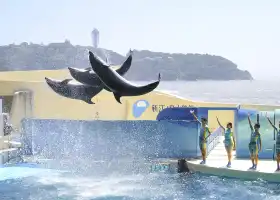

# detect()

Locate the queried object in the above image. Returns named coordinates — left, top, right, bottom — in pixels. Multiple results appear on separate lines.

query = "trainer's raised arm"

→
left=190, top=110, right=201, bottom=124
left=266, top=112, right=278, bottom=131
left=216, top=116, right=225, bottom=131
left=248, top=113, right=253, bottom=131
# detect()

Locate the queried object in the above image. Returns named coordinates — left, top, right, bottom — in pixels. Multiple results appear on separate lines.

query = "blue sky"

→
left=1, top=0, right=280, bottom=79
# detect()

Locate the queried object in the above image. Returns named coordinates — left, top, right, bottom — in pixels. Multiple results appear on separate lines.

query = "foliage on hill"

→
left=0, top=41, right=253, bottom=81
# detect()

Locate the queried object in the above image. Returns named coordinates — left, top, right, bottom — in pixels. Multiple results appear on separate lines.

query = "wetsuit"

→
left=248, top=131, right=261, bottom=156
left=224, top=128, right=234, bottom=149
left=276, top=130, right=280, bottom=155
left=199, top=126, right=210, bottom=150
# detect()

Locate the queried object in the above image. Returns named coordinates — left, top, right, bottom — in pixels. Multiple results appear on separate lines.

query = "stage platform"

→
left=186, top=136, right=280, bottom=182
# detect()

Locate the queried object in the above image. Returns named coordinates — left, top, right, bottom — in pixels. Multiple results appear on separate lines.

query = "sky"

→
left=1, top=0, right=280, bottom=80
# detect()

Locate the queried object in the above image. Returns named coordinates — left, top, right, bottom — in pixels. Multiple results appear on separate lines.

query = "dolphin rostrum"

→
left=88, top=51, right=161, bottom=104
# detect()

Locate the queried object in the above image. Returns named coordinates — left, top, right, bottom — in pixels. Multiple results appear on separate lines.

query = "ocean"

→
left=1, top=80, right=280, bottom=200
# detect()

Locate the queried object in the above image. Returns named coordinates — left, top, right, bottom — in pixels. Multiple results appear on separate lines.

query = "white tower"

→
left=91, top=28, right=99, bottom=48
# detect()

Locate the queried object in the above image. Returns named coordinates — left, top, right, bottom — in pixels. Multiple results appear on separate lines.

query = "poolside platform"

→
left=186, top=136, right=280, bottom=182
left=0, top=135, right=21, bottom=165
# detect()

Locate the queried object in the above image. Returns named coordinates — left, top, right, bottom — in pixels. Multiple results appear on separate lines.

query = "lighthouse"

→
left=91, top=28, right=99, bottom=48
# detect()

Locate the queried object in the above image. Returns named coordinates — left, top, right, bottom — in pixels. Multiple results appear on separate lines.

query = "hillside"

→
left=0, top=41, right=253, bottom=81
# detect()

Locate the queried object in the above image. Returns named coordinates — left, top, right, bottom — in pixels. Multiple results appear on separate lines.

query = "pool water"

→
left=1, top=166, right=280, bottom=200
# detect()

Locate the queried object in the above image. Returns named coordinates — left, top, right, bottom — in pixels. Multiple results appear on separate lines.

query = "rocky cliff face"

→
left=0, top=41, right=253, bottom=81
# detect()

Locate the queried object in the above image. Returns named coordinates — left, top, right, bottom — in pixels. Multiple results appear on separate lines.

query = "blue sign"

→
left=150, top=163, right=170, bottom=172
left=132, top=100, right=149, bottom=118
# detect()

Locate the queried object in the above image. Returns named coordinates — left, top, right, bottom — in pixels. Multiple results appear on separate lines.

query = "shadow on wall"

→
left=10, top=91, right=33, bottom=132
left=21, top=119, right=200, bottom=161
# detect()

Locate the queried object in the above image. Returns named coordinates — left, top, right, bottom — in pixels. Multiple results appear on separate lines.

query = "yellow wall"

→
left=0, top=69, right=71, bottom=82
left=0, top=69, right=279, bottom=121
left=208, top=110, right=235, bottom=133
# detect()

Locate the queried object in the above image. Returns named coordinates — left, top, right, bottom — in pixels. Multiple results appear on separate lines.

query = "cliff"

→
left=0, top=41, right=253, bottom=81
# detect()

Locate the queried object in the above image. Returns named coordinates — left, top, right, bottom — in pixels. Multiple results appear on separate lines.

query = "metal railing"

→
left=206, top=127, right=224, bottom=156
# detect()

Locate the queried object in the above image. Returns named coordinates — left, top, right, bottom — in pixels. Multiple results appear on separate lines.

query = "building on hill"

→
left=91, top=28, right=99, bottom=48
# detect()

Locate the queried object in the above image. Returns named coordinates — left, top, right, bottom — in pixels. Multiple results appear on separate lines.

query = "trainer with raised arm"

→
left=216, top=117, right=235, bottom=168
left=190, top=110, right=211, bottom=164
left=266, top=112, right=280, bottom=171
left=247, top=113, right=262, bottom=170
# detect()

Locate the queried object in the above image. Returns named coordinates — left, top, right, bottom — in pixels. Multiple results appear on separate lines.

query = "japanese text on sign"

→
left=151, top=104, right=193, bottom=112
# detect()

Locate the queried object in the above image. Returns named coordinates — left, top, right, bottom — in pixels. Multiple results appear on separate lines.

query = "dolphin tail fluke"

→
left=113, top=93, right=122, bottom=104
left=61, top=79, right=72, bottom=84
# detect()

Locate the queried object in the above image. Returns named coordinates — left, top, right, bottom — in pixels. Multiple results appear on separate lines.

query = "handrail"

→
left=206, top=127, right=224, bottom=155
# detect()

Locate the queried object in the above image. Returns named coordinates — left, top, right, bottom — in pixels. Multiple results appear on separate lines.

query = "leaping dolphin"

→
left=45, top=77, right=103, bottom=104
left=88, top=51, right=161, bottom=104
left=68, top=50, right=133, bottom=91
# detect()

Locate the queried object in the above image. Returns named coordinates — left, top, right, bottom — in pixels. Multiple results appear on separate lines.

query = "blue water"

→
left=1, top=167, right=280, bottom=200
left=3, top=80, right=280, bottom=199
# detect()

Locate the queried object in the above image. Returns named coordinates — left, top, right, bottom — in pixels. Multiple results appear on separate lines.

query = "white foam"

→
left=136, top=100, right=148, bottom=107
left=36, top=173, right=153, bottom=199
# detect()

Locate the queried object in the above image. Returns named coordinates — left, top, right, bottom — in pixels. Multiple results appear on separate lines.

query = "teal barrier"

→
left=273, top=109, right=280, bottom=159
left=258, top=111, right=275, bottom=158
left=236, top=109, right=275, bottom=159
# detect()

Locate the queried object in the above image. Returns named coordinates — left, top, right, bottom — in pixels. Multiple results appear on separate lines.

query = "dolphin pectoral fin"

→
left=61, top=79, right=72, bottom=84
left=113, top=93, right=122, bottom=104
left=84, top=98, right=95, bottom=104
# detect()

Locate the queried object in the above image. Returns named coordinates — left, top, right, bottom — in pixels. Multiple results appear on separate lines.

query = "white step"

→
left=0, top=148, right=19, bottom=165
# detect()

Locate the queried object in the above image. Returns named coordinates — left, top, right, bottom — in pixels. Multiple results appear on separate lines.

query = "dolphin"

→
left=45, top=77, right=103, bottom=104
left=68, top=50, right=133, bottom=91
left=88, top=51, right=161, bottom=104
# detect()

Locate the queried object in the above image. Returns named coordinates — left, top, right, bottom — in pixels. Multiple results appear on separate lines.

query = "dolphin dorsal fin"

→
left=84, top=67, right=92, bottom=71
left=61, top=79, right=72, bottom=84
